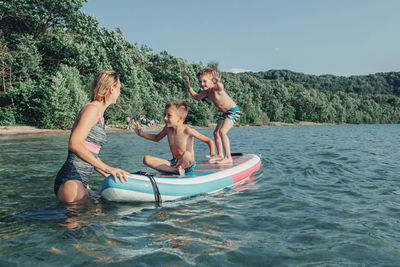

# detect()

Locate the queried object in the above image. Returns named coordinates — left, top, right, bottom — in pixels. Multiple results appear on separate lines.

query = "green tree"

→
left=41, top=65, right=87, bottom=129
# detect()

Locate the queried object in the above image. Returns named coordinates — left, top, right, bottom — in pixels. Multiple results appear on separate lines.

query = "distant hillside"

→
left=252, top=70, right=400, bottom=96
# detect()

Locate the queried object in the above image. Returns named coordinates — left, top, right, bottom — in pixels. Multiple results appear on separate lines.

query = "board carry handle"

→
left=133, top=171, right=162, bottom=205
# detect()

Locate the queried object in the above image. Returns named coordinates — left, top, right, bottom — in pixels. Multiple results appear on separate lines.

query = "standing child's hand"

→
left=133, top=121, right=143, bottom=137
left=183, top=76, right=190, bottom=88
left=212, top=71, right=221, bottom=84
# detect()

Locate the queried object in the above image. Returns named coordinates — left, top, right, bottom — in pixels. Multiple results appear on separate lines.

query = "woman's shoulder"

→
left=82, top=102, right=102, bottom=115
left=79, top=103, right=103, bottom=123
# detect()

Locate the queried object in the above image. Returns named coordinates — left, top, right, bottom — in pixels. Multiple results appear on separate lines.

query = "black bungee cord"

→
left=133, top=171, right=162, bottom=205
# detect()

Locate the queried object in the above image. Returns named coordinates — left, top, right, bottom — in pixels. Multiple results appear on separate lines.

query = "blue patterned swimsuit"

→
left=54, top=109, right=106, bottom=195
left=219, top=106, right=241, bottom=124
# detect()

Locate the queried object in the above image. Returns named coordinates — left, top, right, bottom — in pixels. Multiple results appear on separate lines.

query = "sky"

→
left=82, top=0, right=400, bottom=77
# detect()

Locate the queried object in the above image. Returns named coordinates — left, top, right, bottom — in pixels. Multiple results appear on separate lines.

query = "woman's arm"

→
left=95, top=157, right=113, bottom=177
left=95, top=167, right=109, bottom=177
left=69, top=105, right=129, bottom=182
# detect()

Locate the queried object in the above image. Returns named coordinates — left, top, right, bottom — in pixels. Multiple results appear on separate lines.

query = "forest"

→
left=1, top=0, right=399, bottom=129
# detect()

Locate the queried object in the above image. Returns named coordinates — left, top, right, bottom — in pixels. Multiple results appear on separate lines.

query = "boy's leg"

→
left=215, top=119, right=234, bottom=164
left=143, top=155, right=179, bottom=174
left=212, top=121, right=224, bottom=160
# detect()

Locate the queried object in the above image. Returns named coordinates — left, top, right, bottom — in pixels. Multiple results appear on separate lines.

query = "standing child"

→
left=184, top=67, right=240, bottom=164
left=133, top=100, right=215, bottom=175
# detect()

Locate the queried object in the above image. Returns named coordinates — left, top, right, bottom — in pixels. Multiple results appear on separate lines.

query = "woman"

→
left=54, top=70, right=130, bottom=203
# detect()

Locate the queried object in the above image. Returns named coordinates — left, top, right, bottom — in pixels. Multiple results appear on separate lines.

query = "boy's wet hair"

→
left=165, top=100, right=189, bottom=120
left=91, top=70, right=120, bottom=102
left=196, top=67, right=214, bottom=79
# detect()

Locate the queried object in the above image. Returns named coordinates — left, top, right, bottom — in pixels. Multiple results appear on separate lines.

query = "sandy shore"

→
left=0, top=125, right=165, bottom=135
left=0, top=126, right=69, bottom=135
left=0, top=122, right=336, bottom=136
left=0, top=125, right=135, bottom=135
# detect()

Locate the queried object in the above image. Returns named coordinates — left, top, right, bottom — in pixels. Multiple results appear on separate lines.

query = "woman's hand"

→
left=108, top=167, right=130, bottom=183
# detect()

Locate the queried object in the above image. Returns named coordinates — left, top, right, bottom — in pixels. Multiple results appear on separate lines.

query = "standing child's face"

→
left=164, top=107, right=182, bottom=127
left=198, top=74, right=214, bottom=90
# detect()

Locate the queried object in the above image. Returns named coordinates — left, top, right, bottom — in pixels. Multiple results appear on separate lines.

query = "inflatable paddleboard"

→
left=100, top=154, right=261, bottom=203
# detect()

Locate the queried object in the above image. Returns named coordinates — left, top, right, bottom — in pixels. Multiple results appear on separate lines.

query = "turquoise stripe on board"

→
left=101, top=175, right=234, bottom=197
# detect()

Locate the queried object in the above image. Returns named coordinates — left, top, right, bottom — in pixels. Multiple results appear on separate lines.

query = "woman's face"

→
left=109, top=80, right=122, bottom=104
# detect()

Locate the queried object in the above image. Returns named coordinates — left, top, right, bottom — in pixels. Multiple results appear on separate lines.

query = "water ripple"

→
left=1, top=125, right=400, bottom=265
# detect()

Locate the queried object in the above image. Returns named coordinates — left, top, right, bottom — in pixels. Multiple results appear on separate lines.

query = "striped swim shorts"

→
left=219, top=106, right=241, bottom=124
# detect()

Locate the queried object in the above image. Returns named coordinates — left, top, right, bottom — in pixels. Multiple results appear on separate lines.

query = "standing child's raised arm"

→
left=183, top=76, right=208, bottom=101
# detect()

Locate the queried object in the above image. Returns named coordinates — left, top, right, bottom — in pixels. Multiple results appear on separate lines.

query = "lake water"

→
left=1, top=124, right=400, bottom=266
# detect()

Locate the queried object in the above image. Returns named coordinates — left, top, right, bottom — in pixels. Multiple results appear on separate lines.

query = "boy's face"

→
left=164, top=107, right=182, bottom=127
left=198, top=74, right=214, bottom=90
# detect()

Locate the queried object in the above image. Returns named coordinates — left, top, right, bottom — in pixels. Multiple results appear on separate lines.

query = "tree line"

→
left=253, top=69, right=400, bottom=96
left=1, top=0, right=399, bottom=129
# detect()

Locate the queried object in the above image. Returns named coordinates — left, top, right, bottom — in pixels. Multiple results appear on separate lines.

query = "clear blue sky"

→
left=82, top=0, right=400, bottom=76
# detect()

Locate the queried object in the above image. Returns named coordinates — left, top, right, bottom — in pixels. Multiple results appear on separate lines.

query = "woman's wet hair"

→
left=91, top=70, right=120, bottom=102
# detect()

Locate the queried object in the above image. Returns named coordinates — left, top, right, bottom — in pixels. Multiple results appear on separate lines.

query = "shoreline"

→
left=0, top=122, right=338, bottom=136
left=0, top=126, right=69, bottom=136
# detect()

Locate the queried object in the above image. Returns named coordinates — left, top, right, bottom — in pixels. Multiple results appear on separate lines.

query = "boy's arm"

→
left=183, top=75, right=208, bottom=101
left=134, top=121, right=167, bottom=141
left=187, top=127, right=216, bottom=156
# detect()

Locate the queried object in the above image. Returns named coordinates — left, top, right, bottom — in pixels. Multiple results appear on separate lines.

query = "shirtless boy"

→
left=184, top=68, right=241, bottom=164
left=134, top=100, right=215, bottom=175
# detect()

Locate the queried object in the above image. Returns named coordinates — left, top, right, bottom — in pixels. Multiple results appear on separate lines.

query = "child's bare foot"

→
left=209, top=155, right=223, bottom=163
left=178, top=166, right=185, bottom=176
left=215, top=158, right=233, bottom=164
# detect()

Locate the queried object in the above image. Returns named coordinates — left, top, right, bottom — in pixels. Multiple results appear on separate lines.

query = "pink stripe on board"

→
left=83, top=140, right=101, bottom=154
left=231, top=160, right=261, bottom=184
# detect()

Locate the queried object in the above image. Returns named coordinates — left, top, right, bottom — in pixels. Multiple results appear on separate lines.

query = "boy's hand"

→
left=133, top=121, right=143, bottom=136
left=212, top=71, right=221, bottom=84
left=183, top=76, right=190, bottom=88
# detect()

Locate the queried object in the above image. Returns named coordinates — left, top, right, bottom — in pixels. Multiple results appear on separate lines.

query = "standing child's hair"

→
left=165, top=100, right=189, bottom=120
left=91, top=70, right=120, bottom=102
left=196, top=67, right=214, bottom=79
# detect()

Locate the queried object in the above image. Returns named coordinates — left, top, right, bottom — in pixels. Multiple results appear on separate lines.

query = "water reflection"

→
left=147, top=197, right=248, bottom=258
left=59, top=199, right=105, bottom=229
